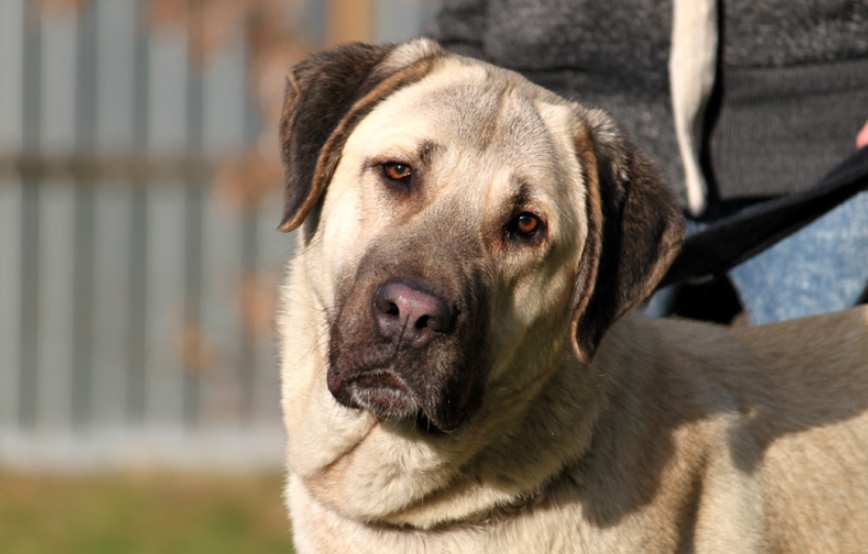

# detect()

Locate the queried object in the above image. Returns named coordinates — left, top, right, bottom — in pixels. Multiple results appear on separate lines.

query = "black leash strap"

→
left=658, top=146, right=868, bottom=290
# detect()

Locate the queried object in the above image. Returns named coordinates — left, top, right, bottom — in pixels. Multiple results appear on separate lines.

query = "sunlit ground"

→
left=0, top=470, right=295, bottom=554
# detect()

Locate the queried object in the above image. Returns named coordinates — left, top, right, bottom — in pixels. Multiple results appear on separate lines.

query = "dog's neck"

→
left=280, top=265, right=656, bottom=528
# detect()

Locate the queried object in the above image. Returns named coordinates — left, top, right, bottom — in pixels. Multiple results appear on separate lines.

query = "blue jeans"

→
left=646, top=191, right=868, bottom=324
left=728, top=191, right=868, bottom=325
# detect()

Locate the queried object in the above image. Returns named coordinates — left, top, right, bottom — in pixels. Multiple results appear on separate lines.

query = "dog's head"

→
left=279, top=39, right=684, bottom=433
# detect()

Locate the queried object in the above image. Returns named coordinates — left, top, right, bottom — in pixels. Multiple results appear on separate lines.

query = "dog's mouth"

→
left=327, top=365, right=463, bottom=433
left=328, top=367, right=420, bottom=419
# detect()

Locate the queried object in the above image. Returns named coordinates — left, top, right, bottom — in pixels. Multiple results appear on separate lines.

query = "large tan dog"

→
left=276, top=39, right=868, bottom=553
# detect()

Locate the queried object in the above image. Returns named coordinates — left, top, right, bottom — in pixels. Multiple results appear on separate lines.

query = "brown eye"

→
left=383, top=162, right=412, bottom=182
left=514, top=213, right=541, bottom=237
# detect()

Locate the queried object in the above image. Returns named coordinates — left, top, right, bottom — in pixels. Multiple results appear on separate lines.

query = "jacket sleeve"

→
left=422, top=0, right=489, bottom=60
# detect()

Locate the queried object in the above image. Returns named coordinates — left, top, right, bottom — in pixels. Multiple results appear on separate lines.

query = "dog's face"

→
left=279, top=39, right=684, bottom=434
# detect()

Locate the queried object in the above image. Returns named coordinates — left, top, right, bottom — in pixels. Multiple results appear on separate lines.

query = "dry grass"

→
left=0, top=470, right=294, bottom=554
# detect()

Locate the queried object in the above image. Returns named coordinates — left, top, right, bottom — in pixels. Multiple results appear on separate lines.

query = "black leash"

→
left=658, top=146, right=868, bottom=290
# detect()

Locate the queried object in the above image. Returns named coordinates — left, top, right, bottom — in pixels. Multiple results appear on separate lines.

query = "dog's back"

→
left=726, top=307, right=868, bottom=551
left=593, top=307, right=868, bottom=553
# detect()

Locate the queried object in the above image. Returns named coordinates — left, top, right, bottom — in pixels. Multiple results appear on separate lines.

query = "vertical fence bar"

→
left=200, top=41, right=247, bottom=426
left=253, top=198, right=289, bottom=424
left=0, top=0, right=26, bottom=432
left=71, top=1, right=97, bottom=430
left=0, top=182, right=23, bottom=430
left=17, top=0, right=44, bottom=433
left=240, top=201, right=260, bottom=421
left=90, top=0, right=139, bottom=431
left=36, top=8, right=79, bottom=433
left=182, top=13, right=205, bottom=430
left=144, top=25, right=189, bottom=429
left=127, top=0, right=150, bottom=427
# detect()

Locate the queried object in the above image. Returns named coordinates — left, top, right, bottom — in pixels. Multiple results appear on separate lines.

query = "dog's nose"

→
left=372, top=281, right=453, bottom=348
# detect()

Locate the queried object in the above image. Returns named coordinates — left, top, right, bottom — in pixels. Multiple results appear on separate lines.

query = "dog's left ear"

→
left=278, top=39, right=443, bottom=232
left=570, top=109, right=686, bottom=363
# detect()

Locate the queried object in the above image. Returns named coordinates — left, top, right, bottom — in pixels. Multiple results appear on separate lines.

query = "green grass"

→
left=0, top=470, right=295, bottom=554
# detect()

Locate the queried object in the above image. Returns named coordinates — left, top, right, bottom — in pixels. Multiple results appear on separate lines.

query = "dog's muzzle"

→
left=327, top=269, right=488, bottom=432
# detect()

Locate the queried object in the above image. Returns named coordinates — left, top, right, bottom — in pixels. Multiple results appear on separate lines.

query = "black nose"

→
left=372, top=281, right=453, bottom=348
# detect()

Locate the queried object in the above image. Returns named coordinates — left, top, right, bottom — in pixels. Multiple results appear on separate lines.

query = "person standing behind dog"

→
left=425, top=0, right=868, bottom=324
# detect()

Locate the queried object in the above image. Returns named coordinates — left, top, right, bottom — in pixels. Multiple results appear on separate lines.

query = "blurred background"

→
left=0, top=0, right=433, bottom=551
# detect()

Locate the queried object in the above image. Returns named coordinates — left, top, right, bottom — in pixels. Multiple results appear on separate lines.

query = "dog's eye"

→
left=383, top=162, right=412, bottom=182
left=516, top=214, right=539, bottom=235
left=509, top=212, right=544, bottom=239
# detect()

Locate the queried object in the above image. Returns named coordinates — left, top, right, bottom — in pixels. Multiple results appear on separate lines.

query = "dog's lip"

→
left=330, top=368, right=421, bottom=418
left=351, top=371, right=407, bottom=391
left=334, top=366, right=408, bottom=389
left=329, top=366, right=469, bottom=433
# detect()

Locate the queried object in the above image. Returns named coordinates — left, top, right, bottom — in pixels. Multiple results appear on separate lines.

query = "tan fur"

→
left=278, top=40, right=868, bottom=553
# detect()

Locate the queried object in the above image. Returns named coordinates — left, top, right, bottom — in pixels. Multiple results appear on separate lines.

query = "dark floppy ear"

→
left=277, top=40, right=442, bottom=232
left=277, top=43, right=394, bottom=233
left=570, top=109, right=685, bottom=363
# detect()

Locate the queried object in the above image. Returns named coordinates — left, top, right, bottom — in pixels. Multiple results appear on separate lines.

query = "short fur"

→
left=277, top=39, right=868, bottom=554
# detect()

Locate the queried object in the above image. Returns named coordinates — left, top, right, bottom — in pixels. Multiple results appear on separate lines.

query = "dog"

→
left=276, top=39, right=868, bottom=553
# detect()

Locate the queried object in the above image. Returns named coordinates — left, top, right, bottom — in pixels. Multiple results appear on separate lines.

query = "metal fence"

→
left=0, top=0, right=288, bottom=472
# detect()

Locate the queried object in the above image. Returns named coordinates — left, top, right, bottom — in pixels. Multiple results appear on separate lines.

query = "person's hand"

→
left=858, top=119, right=868, bottom=149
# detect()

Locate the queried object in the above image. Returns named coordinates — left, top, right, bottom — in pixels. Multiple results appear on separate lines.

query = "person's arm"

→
left=423, top=0, right=489, bottom=60
left=858, top=119, right=868, bottom=149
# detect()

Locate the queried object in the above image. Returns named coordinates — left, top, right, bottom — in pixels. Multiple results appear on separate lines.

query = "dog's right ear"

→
left=570, top=109, right=685, bottom=364
left=277, top=40, right=443, bottom=233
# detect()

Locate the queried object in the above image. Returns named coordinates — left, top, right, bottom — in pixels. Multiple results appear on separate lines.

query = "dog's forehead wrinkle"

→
left=418, top=140, right=445, bottom=166
left=407, top=64, right=548, bottom=146
left=423, top=85, right=509, bottom=143
left=486, top=92, right=555, bottom=160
